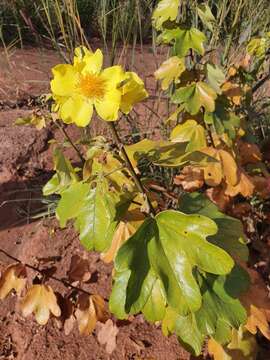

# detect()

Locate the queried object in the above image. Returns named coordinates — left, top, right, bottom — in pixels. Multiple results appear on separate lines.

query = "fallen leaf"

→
left=206, top=186, right=232, bottom=211
left=238, top=141, right=262, bottom=165
left=101, top=222, right=135, bottom=263
left=241, top=265, right=270, bottom=340
left=67, top=254, right=91, bottom=283
left=155, top=56, right=185, bottom=90
left=75, top=294, right=108, bottom=335
left=174, top=166, right=204, bottom=192
left=0, top=264, right=27, bottom=299
left=222, top=81, right=242, bottom=105
left=96, top=319, right=119, bottom=354
left=20, top=284, right=61, bottom=325
left=245, top=305, right=270, bottom=339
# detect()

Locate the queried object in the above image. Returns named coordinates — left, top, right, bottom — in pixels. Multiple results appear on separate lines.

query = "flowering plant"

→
left=51, top=46, right=148, bottom=125
left=2, top=1, right=270, bottom=358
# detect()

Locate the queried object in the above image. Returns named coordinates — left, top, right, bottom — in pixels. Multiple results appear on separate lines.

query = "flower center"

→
left=78, top=74, right=106, bottom=100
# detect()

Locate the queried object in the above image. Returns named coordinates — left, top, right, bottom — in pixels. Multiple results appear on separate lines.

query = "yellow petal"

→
left=60, top=95, right=93, bottom=126
left=74, top=46, right=93, bottom=63
left=120, top=72, right=148, bottom=114
left=95, top=88, right=121, bottom=121
left=81, top=49, right=103, bottom=75
left=101, top=65, right=125, bottom=90
left=51, top=64, right=78, bottom=97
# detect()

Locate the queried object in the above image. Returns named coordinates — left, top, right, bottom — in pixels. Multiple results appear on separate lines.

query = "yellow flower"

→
left=51, top=47, right=148, bottom=126
left=120, top=72, right=148, bottom=114
left=51, top=47, right=125, bottom=126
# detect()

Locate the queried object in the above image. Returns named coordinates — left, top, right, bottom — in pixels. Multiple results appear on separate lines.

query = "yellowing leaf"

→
left=173, top=82, right=217, bottom=114
left=158, top=26, right=206, bottom=56
left=245, top=305, right=270, bottom=339
left=222, top=82, right=242, bottom=105
left=155, top=56, right=185, bottom=90
left=101, top=221, right=136, bottom=263
left=20, top=285, right=61, bottom=325
left=170, top=119, right=207, bottom=151
left=152, top=0, right=180, bottom=29
left=174, top=166, right=204, bottom=192
left=209, top=328, right=258, bottom=360
left=174, top=27, right=206, bottom=57
left=0, top=264, right=27, bottom=299
left=75, top=294, right=108, bottom=335
left=206, top=64, right=226, bottom=94
left=225, top=170, right=254, bottom=198
left=208, top=338, right=231, bottom=360
left=201, top=148, right=238, bottom=187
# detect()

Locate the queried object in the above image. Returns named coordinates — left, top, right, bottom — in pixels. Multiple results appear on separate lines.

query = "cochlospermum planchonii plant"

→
left=1, top=1, right=270, bottom=358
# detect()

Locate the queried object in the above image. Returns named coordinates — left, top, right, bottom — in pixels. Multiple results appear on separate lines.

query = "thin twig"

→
left=108, top=122, right=156, bottom=217
left=252, top=73, right=270, bottom=94
left=55, top=121, right=85, bottom=162
left=0, top=248, right=92, bottom=296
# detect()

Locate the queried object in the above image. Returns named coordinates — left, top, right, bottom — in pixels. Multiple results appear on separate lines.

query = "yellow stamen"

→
left=78, top=74, right=106, bottom=100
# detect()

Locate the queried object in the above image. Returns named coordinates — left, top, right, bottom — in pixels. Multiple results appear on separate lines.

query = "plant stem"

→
left=55, top=121, right=85, bottom=162
left=108, top=122, right=155, bottom=217
left=0, top=248, right=92, bottom=297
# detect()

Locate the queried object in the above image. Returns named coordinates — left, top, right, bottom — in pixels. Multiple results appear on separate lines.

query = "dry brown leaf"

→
left=225, top=170, right=254, bottom=197
left=252, top=175, right=270, bottom=199
left=96, top=319, right=119, bottom=354
left=67, top=254, right=91, bottom=283
left=201, top=148, right=238, bottom=187
left=0, top=264, right=27, bottom=299
left=101, top=222, right=135, bottom=263
left=20, top=284, right=61, bottom=325
left=208, top=338, right=231, bottom=360
left=222, top=81, right=242, bottom=105
left=174, top=166, right=204, bottom=192
left=240, top=265, right=270, bottom=340
left=55, top=294, right=76, bottom=335
left=230, top=202, right=252, bottom=219
left=75, top=294, right=108, bottom=335
left=206, top=186, right=232, bottom=211
left=238, top=141, right=262, bottom=165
